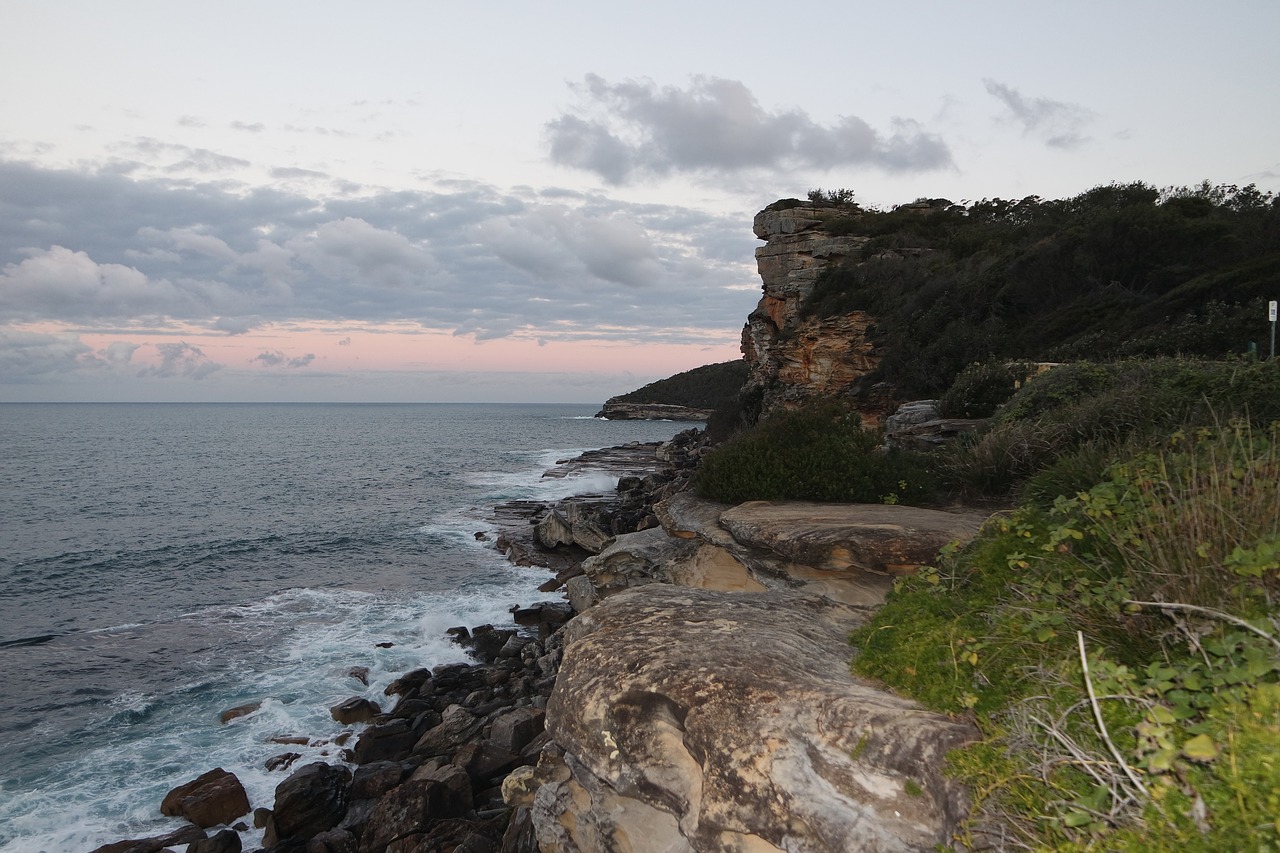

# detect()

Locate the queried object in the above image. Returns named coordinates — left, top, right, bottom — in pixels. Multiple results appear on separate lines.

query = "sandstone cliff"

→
left=742, top=202, right=886, bottom=421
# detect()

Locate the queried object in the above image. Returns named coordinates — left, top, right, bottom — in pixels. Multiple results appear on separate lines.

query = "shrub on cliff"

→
left=692, top=399, right=933, bottom=504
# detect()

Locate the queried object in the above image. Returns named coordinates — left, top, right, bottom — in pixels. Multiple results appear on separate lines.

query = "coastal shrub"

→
left=939, top=358, right=1280, bottom=501
left=936, top=361, right=1035, bottom=418
left=850, top=421, right=1280, bottom=849
left=693, top=400, right=934, bottom=505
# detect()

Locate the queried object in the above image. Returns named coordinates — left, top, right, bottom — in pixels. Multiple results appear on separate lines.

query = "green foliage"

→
left=940, top=358, right=1280, bottom=501
left=693, top=399, right=934, bottom=504
left=610, top=360, right=748, bottom=410
left=850, top=420, right=1280, bottom=849
left=807, top=187, right=860, bottom=208
left=796, top=181, right=1280, bottom=397
left=936, top=361, right=1036, bottom=418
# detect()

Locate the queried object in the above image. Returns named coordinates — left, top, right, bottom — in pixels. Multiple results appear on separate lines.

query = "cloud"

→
left=546, top=74, right=953, bottom=183
left=0, top=159, right=758, bottom=358
left=983, top=79, right=1094, bottom=149
left=252, top=350, right=315, bottom=369
left=230, top=121, right=266, bottom=133
left=143, top=342, right=221, bottom=379
left=0, top=327, right=94, bottom=379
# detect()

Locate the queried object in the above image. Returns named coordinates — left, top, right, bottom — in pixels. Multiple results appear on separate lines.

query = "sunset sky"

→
left=3, top=1, right=1278, bottom=402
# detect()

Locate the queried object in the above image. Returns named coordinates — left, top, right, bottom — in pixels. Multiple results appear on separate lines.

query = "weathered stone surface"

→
left=533, top=584, right=979, bottom=852
left=159, top=768, right=250, bottom=828
left=719, top=501, right=988, bottom=575
left=413, top=704, right=483, bottom=757
left=579, top=527, right=765, bottom=601
left=742, top=202, right=889, bottom=419
left=265, top=761, right=351, bottom=846
left=488, top=707, right=546, bottom=754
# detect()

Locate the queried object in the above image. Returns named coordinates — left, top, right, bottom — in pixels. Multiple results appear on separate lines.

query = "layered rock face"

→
left=743, top=203, right=881, bottom=416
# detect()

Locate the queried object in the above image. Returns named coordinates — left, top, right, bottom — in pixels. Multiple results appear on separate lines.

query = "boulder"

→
left=89, top=825, right=207, bottom=853
left=359, top=765, right=473, bottom=852
left=413, top=704, right=483, bottom=757
left=578, top=527, right=763, bottom=601
left=264, top=761, right=351, bottom=847
left=488, top=707, right=545, bottom=754
left=218, top=702, right=261, bottom=724
left=159, top=768, right=250, bottom=828
left=187, top=828, right=241, bottom=853
left=330, top=696, right=382, bottom=724
left=352, top=718, right=419, bottom=764
left=530, top=584, right=979, bottom=852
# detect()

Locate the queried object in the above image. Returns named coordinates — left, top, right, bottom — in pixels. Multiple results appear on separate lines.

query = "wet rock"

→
left=351, top=718, right=419, bottom=765
left=160, top=767, right=251, bottom=828
left=329, top=696, right=381, bottom=725
left=265, top=752, right=302, bottom=772
left=218, top=702, right=261, bottom=724
left=346, top=666, right=370, bottom=686
left=359, top=765, right=474, bottom=852
left=89, top=825, right=207, bottom=853
left=263, top=761, right=351, bottom=847
left=188, top=828, right=241, bottom=853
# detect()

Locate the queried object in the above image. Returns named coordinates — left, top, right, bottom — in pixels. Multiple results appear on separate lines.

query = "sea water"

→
left=0, top=402, right=692, bottom=852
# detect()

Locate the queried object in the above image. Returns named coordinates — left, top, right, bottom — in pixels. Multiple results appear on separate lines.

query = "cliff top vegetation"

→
left=798, top=180, right=1279, bottom=398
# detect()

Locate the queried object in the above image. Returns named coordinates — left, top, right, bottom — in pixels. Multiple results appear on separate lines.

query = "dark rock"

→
left=188, top=828, right=242, bottom=853
left=358, top=765, right=473, bottom=852
left=487, top=707, right=545, bottom=755
left=384, top=668, right=432, bottom=697
left=160, top=768, right=251, bottom=828
left=501, top=806, right=539, bottom=853
left=451, top=740, right=520, bottom=785
left=352, top=718, right=418, bottom=764
left=89, top=825, right=207, bottom=853
left=264, top=761, right=351, bottom=847
left=346, top=667, right=370, bottom=686
left=330, top=696, right=381, bottom=725
left=305, top=827, right=358, bottom=853
left=265, top=752, right=302, bottom=772
left=413, top=705, right=482, bottom=757
left=271, top=735, right=311, bottom=746
left=218, top=702, right=262, bottom=724
left=349, top=761, right=406, bottom=800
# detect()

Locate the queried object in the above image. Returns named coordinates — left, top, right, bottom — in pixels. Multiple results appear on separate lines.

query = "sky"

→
left=2, top=1, right=1278, bottom=403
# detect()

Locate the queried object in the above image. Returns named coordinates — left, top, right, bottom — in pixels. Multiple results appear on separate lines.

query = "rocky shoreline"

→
left=94, top=418, right=991, bottom=853
left=92, top=432, right=708, bottom=853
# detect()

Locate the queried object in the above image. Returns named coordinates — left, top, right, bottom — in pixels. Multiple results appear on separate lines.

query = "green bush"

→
left=693, top=399, right=934, bottom=504
left=940, top=358, right=1280, bottom=501
left=937, top=361, right=1035, bottom=418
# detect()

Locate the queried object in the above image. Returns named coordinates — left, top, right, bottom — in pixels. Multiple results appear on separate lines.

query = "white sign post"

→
left=1271, top=300, right=1278, bottom=359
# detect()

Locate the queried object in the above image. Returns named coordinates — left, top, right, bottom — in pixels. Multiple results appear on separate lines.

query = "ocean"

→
left=0, top=402, right=693, bottom=853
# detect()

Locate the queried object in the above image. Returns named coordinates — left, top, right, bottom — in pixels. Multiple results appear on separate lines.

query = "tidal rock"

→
left=413, top=704, right=483, bottom=757
left=89, top=825, right=207, bottom=853
left=263, top=761, right=351, bottom=847
left=594, top=402, right=714, bottom=421
left=531, top=584, right=979, bottom=852
left=160, top=768, right=251, bottom=828
left=187, top=828, right=241, bottom=853
left=330, top=696, right=382, bottom=724
left=346, top=666, right=370, bottom=686
left=218, top=702, right=261, bottom=724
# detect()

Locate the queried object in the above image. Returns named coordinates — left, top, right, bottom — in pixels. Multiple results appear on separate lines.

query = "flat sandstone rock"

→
left=531, top=584, right=979, bottom=852
left=719, top=501, right=988, bottom=574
